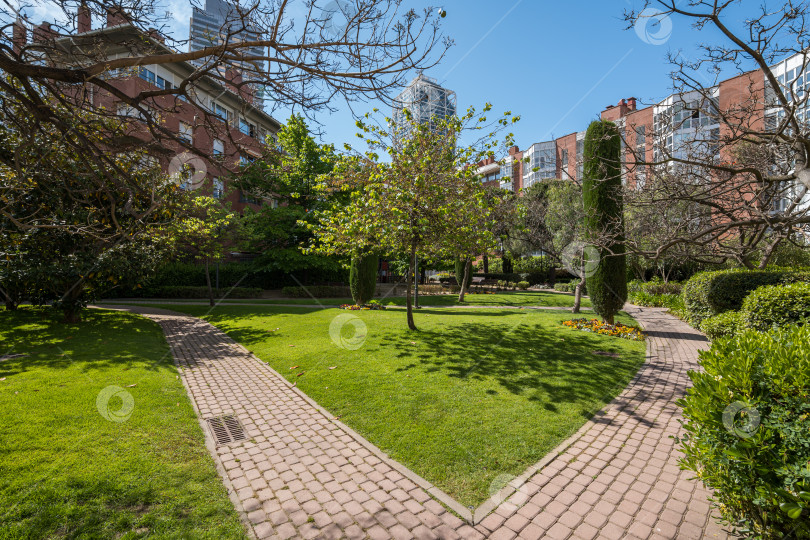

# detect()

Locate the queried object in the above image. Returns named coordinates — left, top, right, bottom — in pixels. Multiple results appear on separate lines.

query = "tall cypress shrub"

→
left=582, top=120, right=627, bottom=324
left=454, top=257, right=472, bottom=289
left=350, top=253, right=378, bottom=305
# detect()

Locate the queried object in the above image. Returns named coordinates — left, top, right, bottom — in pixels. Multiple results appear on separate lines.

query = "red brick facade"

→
left=33, top=8, right=281, bottom=214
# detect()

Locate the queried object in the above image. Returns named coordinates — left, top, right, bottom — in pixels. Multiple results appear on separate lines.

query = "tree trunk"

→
left=572, top=275, right=585, bottom=314
left=483, top=254, right=489, bottom=274
left=548, top=266, right=556, bottom=287
left=205, top=258, right=215, bottom=307
left=458, top=258, right=472, bottom=302
left=758, top=237, right=783, bottom=269
left=0, top=288, right=17, bottom=310
left=63, top=308, right=81, bottom=323
left=503, top=255, right=513, bottom=274
left=406, top=244, right=417, bottom=331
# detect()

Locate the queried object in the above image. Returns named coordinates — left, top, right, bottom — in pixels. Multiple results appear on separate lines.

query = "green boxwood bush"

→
left=741, top=282, right=810, bottom=331
left=678, top=326, right=810, bottom=538
left=517, top=281, right=530, bottom=290
left=681, top=268, right=810, bottom=324
left=700, top=311, right=745, bottom=341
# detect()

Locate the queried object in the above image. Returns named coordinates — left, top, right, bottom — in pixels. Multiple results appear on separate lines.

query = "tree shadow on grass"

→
left=0, top=308, right=169, bottom=378
left=384, top=313, right=647, bottom=420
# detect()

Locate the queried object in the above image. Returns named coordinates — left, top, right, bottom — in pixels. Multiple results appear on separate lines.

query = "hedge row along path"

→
left=102, top=304, right=731, bottom=540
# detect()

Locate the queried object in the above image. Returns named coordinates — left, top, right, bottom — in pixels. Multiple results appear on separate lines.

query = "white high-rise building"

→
left=392, top=74, right=457, bottom=138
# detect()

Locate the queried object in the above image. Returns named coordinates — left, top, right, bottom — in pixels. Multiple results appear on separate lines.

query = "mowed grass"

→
left=185, top=290, right=593, bottom=308
left=157, top=304, right=644, bottom=507
left=0, top=308, right=246, bottom=539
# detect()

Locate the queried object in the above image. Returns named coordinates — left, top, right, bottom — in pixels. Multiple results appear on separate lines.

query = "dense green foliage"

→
left=679, top=326, right=810, bottom=538
left=582, top=120, right=627, bottom=324
left=699, top=311, right=746, bottom=340
left=0, top=109, right=189, bottom=321
left=350, top=254, right=379, bottom=305
left=0, top=308, right=246, bottom=538
left=681, top=269, right=810, bottom=324
left=741, top=282, right=810, bottom=331
left=237, top=115, right=345, bottom=279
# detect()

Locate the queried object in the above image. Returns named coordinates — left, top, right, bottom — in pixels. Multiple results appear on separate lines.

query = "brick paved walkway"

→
left=107, top=304, right=731, bottom=540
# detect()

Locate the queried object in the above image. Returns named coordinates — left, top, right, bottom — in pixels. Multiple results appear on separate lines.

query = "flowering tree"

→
left=307, top=105, right=518, bottom=330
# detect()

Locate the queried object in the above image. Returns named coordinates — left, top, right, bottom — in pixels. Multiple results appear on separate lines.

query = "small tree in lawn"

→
left=308, top=105, right=516, bottom=330
left=172, top=197, right=238, bottom=307
left=582, top=120, right=627, bottom=325
left=350, top=253, right=379, bottom=305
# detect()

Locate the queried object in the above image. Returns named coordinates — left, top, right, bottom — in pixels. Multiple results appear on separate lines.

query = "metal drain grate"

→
left=205, top=415, right=246, bottom=445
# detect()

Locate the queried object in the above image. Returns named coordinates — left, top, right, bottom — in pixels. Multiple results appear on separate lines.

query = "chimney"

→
left=12, top=18, right=26, bottom=54
left=106, top=6, right=128, bottom=27
left=225, top=67, right=255, bottom=104
left=77, top=3, right=91, bottom=33
left=33, top=21, right=57, bottom=43
left=627, top=97, right=637, bottom=111
left=508, top=145, right=519, bottom=156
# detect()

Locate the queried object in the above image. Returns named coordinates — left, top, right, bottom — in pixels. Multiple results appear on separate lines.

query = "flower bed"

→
left=562, top=318, right=645, bottom=341
left=340, top=303, right=386, bottom=310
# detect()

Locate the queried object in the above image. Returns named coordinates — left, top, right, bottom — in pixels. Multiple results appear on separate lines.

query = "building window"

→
left=213, top=139, right=224, bottom=157
left=239, top=190, right=260, bottom=204
left=138, top=66, right=176, bottom=91
left=239, top=118, right=256, bottom=137
left=213, top=102, right=230, bottom=123
left=179, top=122, right=192, bottom=144
left=213, top=177, right=224, bottom=199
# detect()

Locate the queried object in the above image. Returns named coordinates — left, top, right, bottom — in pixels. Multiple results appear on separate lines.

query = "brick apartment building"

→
left=482, top=59, right=798, bottom=208
left=15, top=5, right=281, bottom=213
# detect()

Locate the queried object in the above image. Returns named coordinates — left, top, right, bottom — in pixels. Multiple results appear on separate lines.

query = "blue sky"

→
left=304, top=0, right=750, bottom=149
left=17, top=0, right=758, bottom=149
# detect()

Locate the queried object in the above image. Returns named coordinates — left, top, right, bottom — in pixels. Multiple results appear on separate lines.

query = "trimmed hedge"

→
left=148, top=286, right=263, bottom=299
left=103, top=260, right=349, bottom=298
left=554, top=281, right=587, bottom=294
left=281, top=285, right=351, bottom=298
left=700, top=311, right=745, bottom=341
left=682, top=268, right=810, bottom=324
left=628, top=291, right=681, bottom=308
left=678, top=325, right=810, bottom=538
left=628, top=279, right=682, bottom=296
left=741, top=282, right=810, bottom=331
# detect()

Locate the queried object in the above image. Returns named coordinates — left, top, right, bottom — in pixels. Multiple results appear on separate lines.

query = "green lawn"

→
left=156, top=303, right=643, bottom=507
left=196, top=290, right=592, bottom=308
left=0, top=308, right=246, bottom=539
